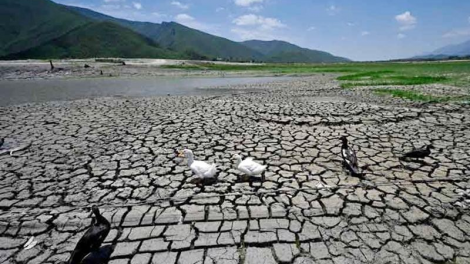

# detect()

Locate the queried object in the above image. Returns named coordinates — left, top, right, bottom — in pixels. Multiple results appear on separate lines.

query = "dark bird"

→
left=68, top=206, right=111, bottom=264
left=401, top=145, right=434, bottom=160
left=80, top=245, right=115, bottom=264
left=341, top=136, right=363, bottom=177
left=0, top=138, right=4, bottom=149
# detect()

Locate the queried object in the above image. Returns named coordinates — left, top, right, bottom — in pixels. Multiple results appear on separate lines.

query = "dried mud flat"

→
left=0, top=60, right=265, bottom=81
left=0, top=75, right=470, bottom=264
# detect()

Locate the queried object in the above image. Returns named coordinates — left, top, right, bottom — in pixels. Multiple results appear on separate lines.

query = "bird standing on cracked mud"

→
left=233, top=154, right=266, bottom=181
left=68, top=206, right=112, bottom=264
left=178, top=149, right=217, bottom=185
left=341, top=136, right=364, bottom=177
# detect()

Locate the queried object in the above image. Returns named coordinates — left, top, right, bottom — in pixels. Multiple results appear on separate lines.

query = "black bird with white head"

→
left=341, top=136, right=363, bottom=177
left=68, top=206, right=111, bottom=264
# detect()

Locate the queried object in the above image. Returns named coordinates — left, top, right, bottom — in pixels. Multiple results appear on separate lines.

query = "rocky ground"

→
left=0, top=75, right=469, bottom=264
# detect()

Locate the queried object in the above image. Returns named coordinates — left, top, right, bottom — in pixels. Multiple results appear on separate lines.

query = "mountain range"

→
left=0, top=0, right=350, bottom=63
left=412, top=39, right=470, bottom=60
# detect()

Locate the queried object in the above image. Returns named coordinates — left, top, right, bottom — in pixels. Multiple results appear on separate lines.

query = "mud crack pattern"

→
left=0, top=76, right=469, bottom=264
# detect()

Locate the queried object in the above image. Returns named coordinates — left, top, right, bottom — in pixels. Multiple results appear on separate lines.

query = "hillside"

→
left=241, top=40, right=350, bottom=63
left=0, top=0, right=350, bottom=62
left=413, top=39, right=470, bottom=60
left=0, top=0, right=89, bottom=57
left=150, top=22, right=264, bottom=61
left=67, top=6, right=348, bottom=62
left=3, top=22, right=180, bottom=60
left=67, top=6, right=264, bottom=61
left=431, top=39, right=470, bottom=57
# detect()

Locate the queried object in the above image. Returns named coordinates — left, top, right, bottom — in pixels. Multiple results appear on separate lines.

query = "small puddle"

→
left=0, top=76, right=294, bottom=106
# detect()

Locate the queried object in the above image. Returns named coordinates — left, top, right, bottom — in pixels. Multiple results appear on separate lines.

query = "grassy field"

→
left=165, top=61, right=470, bottom=102
left=374, top=89, right=470, bottom=103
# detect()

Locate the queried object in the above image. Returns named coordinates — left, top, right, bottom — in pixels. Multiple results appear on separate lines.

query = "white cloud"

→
left=233, top=14, right=285, bottom=30
left=216, top=7, right=225, bottom=12
left=104, top=0, right=124, bottom=2
left=231, top=27, right=278, bottom=40
left=234, top=0, right=263, bottom=7
left=307, top=26, right=316, bottom=31
left=171, top=1, right=189, bottom=10
left=326, top=5, right=339, bottom=15
left=175, top=13, right=194, bottom=23
left=397, top=33, right=406, bottom=39
left=361, top=31, right=370, bottom=36
left=248, top=5, right=263, bottom=12
left=347, top=22, right=354, bottom=27
left=102, top=4, right=121, bottom=9
left=395, top=11, right=417, bottom=31
left=152, top=12, right=168, bottom=19
left=231, top=14, right=286, bottom=41
left=174, top=13, right=218, bottom=33
left=442, top=28, right=470, bottom=38
left=132, top=2, right=141, bottom=9
left=94, top=3, right=169, bottom=23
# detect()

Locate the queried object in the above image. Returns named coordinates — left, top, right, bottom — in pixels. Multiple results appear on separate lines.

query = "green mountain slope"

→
left=64, top=5, right=162, bottom=38
left=151, top=22, right=265, bottom=61
left=0, top=0, right=89, bottom=56
left=68, top=5, right=350, bottom=62
left=242, top=40, right=350, bottom=63
left=4, top=22, right=180, bottom=59
left=0, top=0, right=351, bottom=62
left=67, top=6, right=265, bottom=61
left=241, top=40, right=301, bottom=56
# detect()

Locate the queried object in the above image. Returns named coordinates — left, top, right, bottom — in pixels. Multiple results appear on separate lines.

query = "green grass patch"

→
left=337, top=70, right=395, bottom=81
left=340, top=83, right=355, bottom=89
left=341, top=76, right=448, bottom=88
left=388, top=75, right=447, bottom=83
left=163, top=64, right=206, bottom=70
left=337, top=70, right=449, bottom=88
left=164, top=61, right=470, bottom=89
left=374, top=89, right=470, bottom=103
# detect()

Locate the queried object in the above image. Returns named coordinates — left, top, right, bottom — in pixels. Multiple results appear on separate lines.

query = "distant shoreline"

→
left=0, top=59, right=276, bottom=81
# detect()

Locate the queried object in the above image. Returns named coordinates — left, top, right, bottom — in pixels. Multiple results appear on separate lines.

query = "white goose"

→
left=178, top=149, right=217, bottom=179
left=233, top=154, right=266, bottom=178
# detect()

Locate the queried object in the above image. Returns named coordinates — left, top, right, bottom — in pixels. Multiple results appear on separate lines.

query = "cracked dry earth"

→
left=1, top=75, right=470, bottom=264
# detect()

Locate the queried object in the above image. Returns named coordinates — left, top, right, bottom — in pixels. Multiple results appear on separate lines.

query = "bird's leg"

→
left=341, top=160, right=350, bottom=173
left=241, top=174, right=249, bottom=182
left=193, top=176, right=203, bottom=185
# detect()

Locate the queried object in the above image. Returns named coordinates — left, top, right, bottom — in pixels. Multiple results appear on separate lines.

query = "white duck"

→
left=233, top=154, right=266, bottom=178
left=178, top=149, right=217, bottom=179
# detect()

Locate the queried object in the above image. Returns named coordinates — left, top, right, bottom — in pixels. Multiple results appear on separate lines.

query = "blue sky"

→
left=53, top=0, right=470, bottom=61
